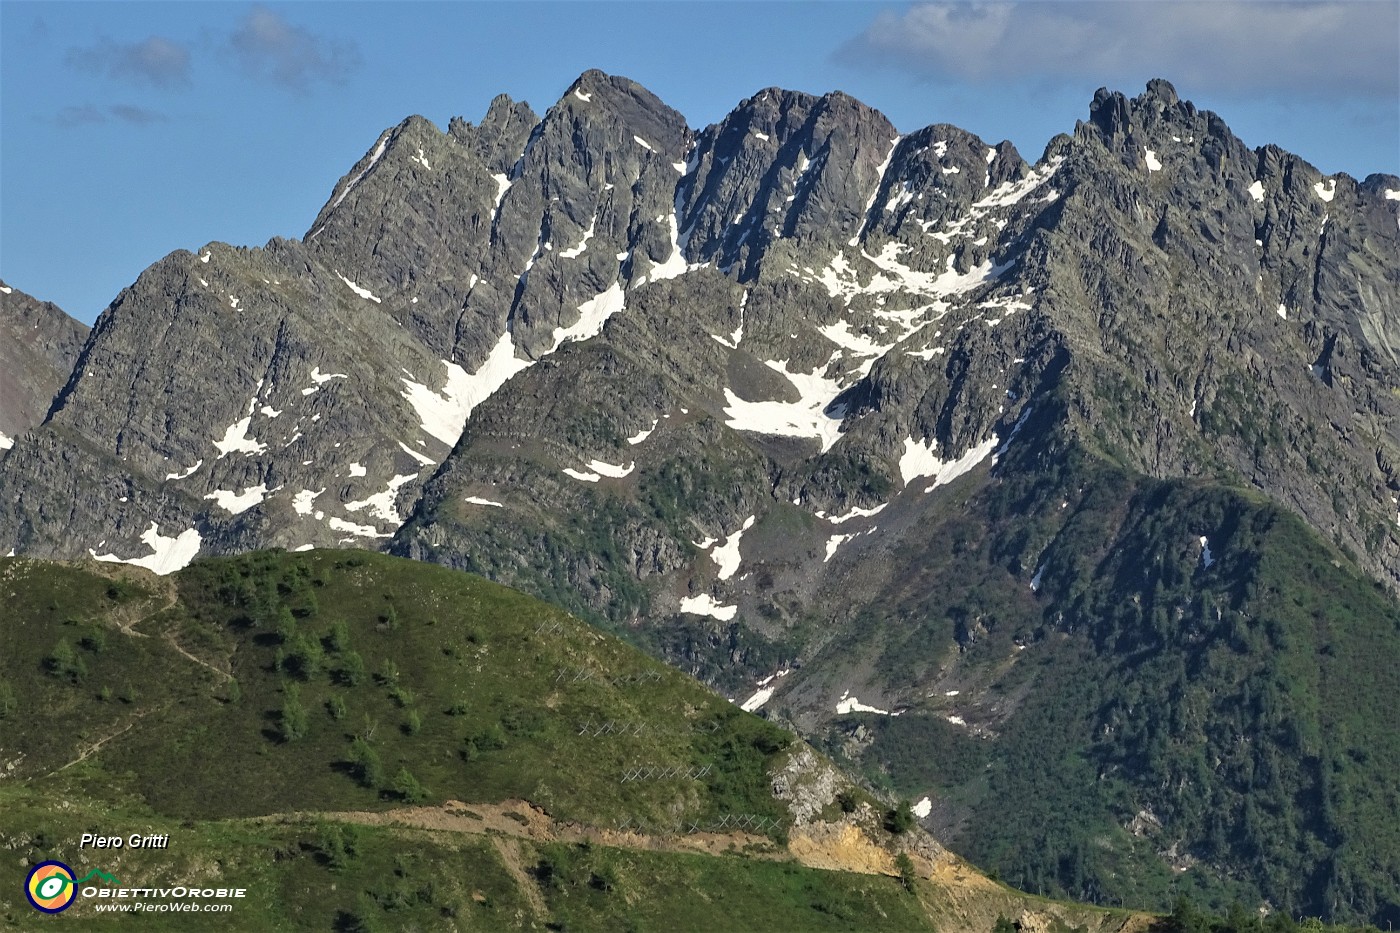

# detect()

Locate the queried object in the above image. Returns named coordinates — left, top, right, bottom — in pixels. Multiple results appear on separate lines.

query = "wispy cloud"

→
left=227, top=5, right=360, bottom=91
left=52, top=104, right=171, bottom=128
left=65, top=36, right=191, bottom=89
left=54, top=105, right=107, bottom=128
left=838, top=1, right=1399, bottom=99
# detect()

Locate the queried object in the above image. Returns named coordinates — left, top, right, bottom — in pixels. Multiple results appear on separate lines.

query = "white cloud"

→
left=66, top=36, right=191, bottom=88
left=840, top=2, right=1398, bottom=99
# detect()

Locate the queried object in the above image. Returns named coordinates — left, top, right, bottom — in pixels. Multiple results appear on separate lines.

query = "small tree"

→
left=885, top=800, right=915, bottom=835
left=326, top=620, right=351, bottom=654
left=280, top=685, right=309, bottom=741
left=895, top=853, right=917, bottom=892
left=45, top=639, right=86, bottom=683
left=392, top=766, right=426, bottom=804
left=349, top=737, right=382, bottom=789
left=375, top=658, right=399, bottom=686
left=275, top=605, right=297, bottom=643
left=402, top=710, right=422, bottom=736
left=339, top=651, right=366, bottom=687
left=327, top=695, right=347, bottom=720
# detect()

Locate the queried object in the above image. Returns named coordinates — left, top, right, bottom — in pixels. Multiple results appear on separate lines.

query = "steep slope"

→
left=0, top=280, right=87, bottom=453
left=388, top=81, right=1400, bottom=920
left=0, top=551, right=1141, bottom=931
left=1, top=71, right=1398, bottom=922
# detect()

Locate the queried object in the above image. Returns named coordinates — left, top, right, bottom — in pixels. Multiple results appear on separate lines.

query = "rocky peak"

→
left=0, top=282, right=87, bottom=451
left=451, top=92, right=540, bottom=175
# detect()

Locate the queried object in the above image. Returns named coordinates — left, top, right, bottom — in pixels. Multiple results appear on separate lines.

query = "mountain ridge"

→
left=1, top=70, right=1398, bottom=921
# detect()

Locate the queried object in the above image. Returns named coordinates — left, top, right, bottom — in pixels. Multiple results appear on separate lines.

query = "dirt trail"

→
left=257, top=801, right=1151, bottom=932
left=490, top=836, right=549, bottom=920
left=85, top=562, right=233, bottom=681
left=263, top=799, right=780, bottom=863
left=51, top=706, right=161, bottom=775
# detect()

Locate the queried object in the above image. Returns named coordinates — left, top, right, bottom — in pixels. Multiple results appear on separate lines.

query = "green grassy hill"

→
left=0, top=550, right=1142, bottom=931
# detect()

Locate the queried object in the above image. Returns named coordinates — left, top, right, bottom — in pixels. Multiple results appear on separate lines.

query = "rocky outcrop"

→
left=0, top=281, right=86, bottom=452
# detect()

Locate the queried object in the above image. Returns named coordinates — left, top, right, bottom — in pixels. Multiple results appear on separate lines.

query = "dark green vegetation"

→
left=1150, top=898, right=1382, bottom=933
left=0, top=549, right=1149, bottom=931
left=0, top=550, right=793, bottom=830
left=0, top=783, right=937, bottom=931
left=817, top=419, right=1400, bottom=926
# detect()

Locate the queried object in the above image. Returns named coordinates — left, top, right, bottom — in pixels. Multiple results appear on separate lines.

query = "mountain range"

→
left=2, top=70, right=1398, bottom=923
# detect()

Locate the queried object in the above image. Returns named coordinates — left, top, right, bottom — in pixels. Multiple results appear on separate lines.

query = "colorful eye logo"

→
left=26, top=861, right=77, bottom=913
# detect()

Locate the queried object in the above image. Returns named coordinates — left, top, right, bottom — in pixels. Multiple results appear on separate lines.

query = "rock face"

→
left=2, top=73, right=1399, bottom=920
left=0, top=281, right=87, bottom=452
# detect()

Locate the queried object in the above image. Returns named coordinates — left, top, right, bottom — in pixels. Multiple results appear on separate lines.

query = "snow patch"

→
left=346, top=473, right=416, bottom=524
left=851, top=136, right=902, bottom=245
left=348, top=463, right=367, bottom=478
left=633, top=135, right=655, bottom=152
left=327, top=516, right=392, bottom=539
left=90, top=522, right=202, bottom=575
left=398, top=441, right=435, bottom=466
left=292, top=488, right=325, bottom=515
left=1199, top=536, right=1215, bottom=568
left=573, top=88, right=592, bottom=102
left=164, top=460, right=202, bottom=481
left=1313, top=178, right=1336, bottom=202
left=740, top=686, right=774, bottom=712
left=334, top=270, right=380, bottom=299
left=824, top=533, right=854, bottom=562
left=412, top=147, right=431, bottom=170
left=828, top=503, right=887, bottom=525
left=331, top=134, right=390, bottom=210
left=1144, top=148, right=1162, bottom=172
left=204, top=484, right=269, bottom=515
left=836, top=691, right=890, bottom=716
left=635, top=210, right=699, bottom=285
left=680, top=593, right=738, bottom=621
left=212, top=416, right=266, bottom=458
left=707, top=515, right=755, bottom=580
left=562, top=468, right=601, bottom=482
left=1386, top=189, right=1400, bottom=201
left=757, top=668, right=792, bottom=688
left=1030, top=564, right=1045, bottom=592
left=627, top=421, right=659, bottom=445
left=1277, top=303, right=1288, bottom=320
left=899, top=435, right=999, bottom=492
left=913, top=797, right=932, bottom=819
left=558, top=216, right=596, bottom=259
left=1247, top=180, right=1265, bottom=203
left=401, top=339, right=531, bottom=446
left=490, top=173, right=511, bottom=219
left=465, top=496, right=504, bottom=507
left=722, top=359, right=846, bottom=453
left=551, top=282, right=626, bottom=349
left=585, top=459, right=634, bottom=478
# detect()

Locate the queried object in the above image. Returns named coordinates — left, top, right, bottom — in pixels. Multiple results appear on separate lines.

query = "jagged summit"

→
left=1, top=74, right=1398, bottom=920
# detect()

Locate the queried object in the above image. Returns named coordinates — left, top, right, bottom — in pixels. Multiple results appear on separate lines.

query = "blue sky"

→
left=2, top=1, right=1396, bottom=325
